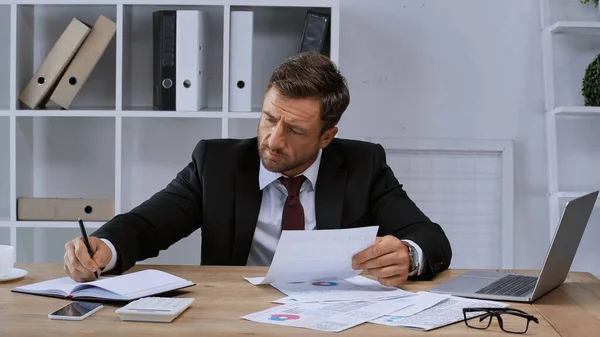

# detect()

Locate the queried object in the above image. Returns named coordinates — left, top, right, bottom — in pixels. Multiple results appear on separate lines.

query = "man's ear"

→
left=319, top=126, right=338, bottom=148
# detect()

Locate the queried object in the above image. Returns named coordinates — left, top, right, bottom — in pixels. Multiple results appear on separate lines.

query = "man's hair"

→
left=266, top=52, right=350, bottom=133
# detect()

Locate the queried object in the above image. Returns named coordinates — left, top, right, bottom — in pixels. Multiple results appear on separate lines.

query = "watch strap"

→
left=403, top=241, right=418, bottom=275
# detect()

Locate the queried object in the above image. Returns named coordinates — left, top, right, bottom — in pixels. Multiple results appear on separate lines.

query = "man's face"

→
left=257, top=87, right=337, bottom=177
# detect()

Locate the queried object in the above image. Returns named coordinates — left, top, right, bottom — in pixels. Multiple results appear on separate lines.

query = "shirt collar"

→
left=259, top=149, right=322, bottom=190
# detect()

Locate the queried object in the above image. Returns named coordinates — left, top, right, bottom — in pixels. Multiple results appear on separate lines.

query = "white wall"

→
left=337, top=0, right=599, bottom=277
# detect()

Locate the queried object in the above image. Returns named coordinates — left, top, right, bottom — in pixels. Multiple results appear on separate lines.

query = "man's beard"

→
left=258, top=141, right=305, bottom=174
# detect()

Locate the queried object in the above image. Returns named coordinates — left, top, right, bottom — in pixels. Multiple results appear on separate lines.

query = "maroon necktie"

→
left=279, top=175, right=307, bottom=230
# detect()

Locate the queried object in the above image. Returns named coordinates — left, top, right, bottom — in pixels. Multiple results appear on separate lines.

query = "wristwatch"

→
left=405, top=242, right=418, bottom=275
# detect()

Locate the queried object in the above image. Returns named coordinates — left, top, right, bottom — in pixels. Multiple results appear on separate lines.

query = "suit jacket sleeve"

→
left=91, top=140, right=206, bottom=274
left=370, top=143, right=452, bottom=280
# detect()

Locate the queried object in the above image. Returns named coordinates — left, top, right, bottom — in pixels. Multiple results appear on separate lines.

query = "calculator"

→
left=115, top=297, right=195, bottom=323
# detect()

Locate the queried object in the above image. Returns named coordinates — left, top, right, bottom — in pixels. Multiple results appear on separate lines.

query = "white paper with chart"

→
left=241, top=296, right=413, bottom=332
left=369, top=295, right=509, bottom=331
left=245, top=226, right=379, bottom=285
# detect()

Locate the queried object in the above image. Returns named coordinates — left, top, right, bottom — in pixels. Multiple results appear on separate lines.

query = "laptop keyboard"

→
left=475, top=274, right=538, bottom=297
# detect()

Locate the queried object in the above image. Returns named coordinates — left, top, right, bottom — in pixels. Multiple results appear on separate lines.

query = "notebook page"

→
left=13, top=276, right=87, bottom=296
left=72, top=269, right=193, bottom=299
left=70, top=287, right=127, bottom=300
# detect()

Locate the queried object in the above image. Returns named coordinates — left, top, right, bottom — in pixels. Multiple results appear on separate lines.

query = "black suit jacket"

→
left=92, top=137, right=452, bottom=280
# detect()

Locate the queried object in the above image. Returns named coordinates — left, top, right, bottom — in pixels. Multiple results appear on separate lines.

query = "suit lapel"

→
left=315, top=147, right=346, bottom=230
left=232, top=142, right=262, bottom=265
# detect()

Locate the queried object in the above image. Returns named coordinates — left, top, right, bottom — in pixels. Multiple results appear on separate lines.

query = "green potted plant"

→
left=582, top=53, right=600, bottom=106
left=580, top=0, right=599, bottom=7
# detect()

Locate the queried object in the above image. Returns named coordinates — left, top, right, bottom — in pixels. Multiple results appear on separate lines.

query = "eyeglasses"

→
left=462, top=307, right=539, bottom=334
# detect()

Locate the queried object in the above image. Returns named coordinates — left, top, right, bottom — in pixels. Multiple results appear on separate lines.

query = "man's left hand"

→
left=352, top=235, right=411, bottom=287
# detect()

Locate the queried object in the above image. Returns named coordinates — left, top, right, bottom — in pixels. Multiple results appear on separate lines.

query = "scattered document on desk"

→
left=377, top=291, right=451, bottom=317
left=11, top=269, right=195, bottom=301
left=245, top=226, right=378, bottom=285
left=241, top=296, right=413, bottom=332
left=273, top=291, right=449, bottom=313
left=263, top=275, right=414, bottom=303
left=369, top=295, right=509, bottom=331
left=272, top=296, right=299, bottom=304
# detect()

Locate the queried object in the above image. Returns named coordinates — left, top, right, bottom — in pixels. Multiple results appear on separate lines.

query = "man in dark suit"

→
left=63, top=52, right=452, bottom=286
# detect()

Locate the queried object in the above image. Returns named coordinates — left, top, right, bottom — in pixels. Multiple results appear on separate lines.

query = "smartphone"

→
left=48, top=301, right=103, bottom=321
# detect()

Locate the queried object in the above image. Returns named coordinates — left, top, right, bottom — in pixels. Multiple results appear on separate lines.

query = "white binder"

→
left=229, top=11, right=254, bottom=112
left=176, top=10, right=207, bottom=111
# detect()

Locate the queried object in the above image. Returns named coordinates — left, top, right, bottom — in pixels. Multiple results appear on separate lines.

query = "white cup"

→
left=0, top=245, right=15, bottom=276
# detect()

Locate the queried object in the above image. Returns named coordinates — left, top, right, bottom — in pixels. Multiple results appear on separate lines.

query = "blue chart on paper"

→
left=269, top=314, right=301, bottom=321
left=311, top=281, right=339, bottom=286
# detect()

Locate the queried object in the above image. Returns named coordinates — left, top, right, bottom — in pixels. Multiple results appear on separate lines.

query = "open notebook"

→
left=11, top=269, right=195, bottom=301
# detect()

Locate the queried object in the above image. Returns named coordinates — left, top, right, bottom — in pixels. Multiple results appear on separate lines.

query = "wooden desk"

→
left=1, top=264, right=599, bottom=336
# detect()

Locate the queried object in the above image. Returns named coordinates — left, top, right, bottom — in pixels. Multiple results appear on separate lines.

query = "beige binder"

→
left=17, top=197, right=114, bottom=221
left=50, top=15, right=116, bottom=109
left=18, top=18, right=91, bottom=109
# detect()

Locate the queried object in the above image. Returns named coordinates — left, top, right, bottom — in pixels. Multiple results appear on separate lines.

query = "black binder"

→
left=153, top=10, right=176, bottom=110
left=298, top=10, right=331, bottom=56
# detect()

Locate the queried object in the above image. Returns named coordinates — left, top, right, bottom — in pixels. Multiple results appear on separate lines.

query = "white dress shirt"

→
left=245, top=150, right=323, bottom=266
left=101, top=149, right=425, bottom=276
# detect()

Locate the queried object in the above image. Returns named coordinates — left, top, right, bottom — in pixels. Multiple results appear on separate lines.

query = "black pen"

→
left=77, top=218, right=98, bottom=279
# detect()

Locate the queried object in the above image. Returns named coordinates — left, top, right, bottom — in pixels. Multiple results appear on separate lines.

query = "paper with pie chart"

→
left=266, top=275, right=415, bottom=303
left=245, top=226, right=379, bottom=286
left=241, top=296, right=413, bottom=332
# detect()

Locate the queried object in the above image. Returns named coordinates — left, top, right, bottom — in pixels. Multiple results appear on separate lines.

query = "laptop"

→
left=430, top=190, right=598, bottom=303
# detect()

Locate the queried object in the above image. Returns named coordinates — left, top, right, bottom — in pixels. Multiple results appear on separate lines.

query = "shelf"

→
left=555, top=117, right=600, bottom=192
left=122, top=110, right=261, bottom=118
left=121, top=109, right=224, bottom=118
left=0, top=220, right=105, bottom=228
left=121, top=4, right=224, bottom=111
left=0, top=227, right=9, bottom=245
left=551, top=106, right=600, bottom=116
left=227, top=111, right=261, bottom=118
left=545, top=27, right=600, bottom=108
left=7, top=109, right=118, bottom=117
left=230, top=5, right=331, bottom=112
left=0, top=0, right=339, bottom=263
left=14, top=226, right=102, bottom=263
left=0, top=208, right=8, bottom=222
left=548, top=21, right=600, bottom=35
left=0, top=110, right=262, bottom=118
left=6, top=0, right=338, bottom=6
left=229, top=117, right=259, bottom=138
left=554, top=191, right=600, bottom=200
left=14, top=116, right=116, bottom=206
left=15, top=4, right=117, bottom=111
left=120, top=117, right=221, bottom=213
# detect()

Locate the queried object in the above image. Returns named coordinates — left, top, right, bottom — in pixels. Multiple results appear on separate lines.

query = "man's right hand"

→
left=64, top=236, right=112, bottom=282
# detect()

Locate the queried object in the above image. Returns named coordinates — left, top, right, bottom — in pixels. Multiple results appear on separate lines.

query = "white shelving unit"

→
left=0, top=0, right=340, bottom=264
left=550, top=106, right=600, bottom=116
left=541, top=19, right=600, bottom=236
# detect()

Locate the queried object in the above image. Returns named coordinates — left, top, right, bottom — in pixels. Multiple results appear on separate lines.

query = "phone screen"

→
left=50, top=301, right=103, bottom=317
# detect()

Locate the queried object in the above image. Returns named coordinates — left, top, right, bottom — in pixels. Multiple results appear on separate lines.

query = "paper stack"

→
left=370, top=295, right=509, bottom=331
left=243, top=275, right=421, bottom=332
left=241, top=226, right=508, bottom=332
